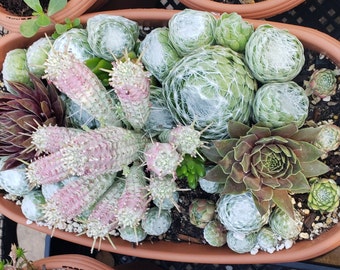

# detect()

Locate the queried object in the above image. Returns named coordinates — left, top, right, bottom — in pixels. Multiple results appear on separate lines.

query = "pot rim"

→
left=0, top=195, right=339, bottom=264
left=0, top=8, right=339, bottom=264
left=179, top=0, right=306, bottom=19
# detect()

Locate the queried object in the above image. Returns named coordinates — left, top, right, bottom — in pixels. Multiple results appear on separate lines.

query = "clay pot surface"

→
left=0, top=8, right=339, bottom=265
left=0, top=0, right=108, bottom=33
left=31, top=254, right=113, bottom=270
left=179, top=0, right=305, bottom=19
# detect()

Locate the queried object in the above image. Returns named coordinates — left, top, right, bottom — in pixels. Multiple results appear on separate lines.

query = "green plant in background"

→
left=0, top=244, right=35, bottom=270
left=20, top=0, right=68, bottom=38
left=203, top=121, right=330, bottom=219
left=52, top=17, right=82, bottom=39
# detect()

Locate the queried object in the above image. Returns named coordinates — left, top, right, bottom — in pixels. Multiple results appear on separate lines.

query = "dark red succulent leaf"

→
left=0, top=74, right=65, bottom=170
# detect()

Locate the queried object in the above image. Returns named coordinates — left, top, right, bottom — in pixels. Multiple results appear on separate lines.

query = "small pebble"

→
left=299, top=232, right=310, bottom=239
left=326, top=217, right=333, bottom=225
left=302, top=209, right=310, bottom=215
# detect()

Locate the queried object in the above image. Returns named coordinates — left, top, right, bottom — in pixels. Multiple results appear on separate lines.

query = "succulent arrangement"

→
left=0, top=8, right=339, bottom=256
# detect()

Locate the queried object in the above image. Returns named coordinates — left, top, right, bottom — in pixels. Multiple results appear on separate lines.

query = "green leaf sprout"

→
left=20, top=0, right=68, bottom=38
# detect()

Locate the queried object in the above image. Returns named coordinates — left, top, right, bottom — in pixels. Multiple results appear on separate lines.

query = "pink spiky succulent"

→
left=115, top=164, right=149, bottom=229
left=84, top=179, right=125, bottom=252
left=44, top=48, right=121, bottom=127
left=108, top=53, right=151, bottom=131
left=148, top=174, right=187, bottom=212
left=144, top=142, right=183, bottom=178
left=161, top=124, right=206, bottom=156
left=31, top=125, right=83, bottom=154
left=26, top=126, right=147, bottom=186
left=43, top=173, right=116, bottom=230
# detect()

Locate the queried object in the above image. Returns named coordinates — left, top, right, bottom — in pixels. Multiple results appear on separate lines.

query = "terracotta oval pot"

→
left=179, top=0, right=305, bottom=19
left=31, top=254, right=163, bottom=270
left=0, top=0, right=108, bottom=33
left=0, top=8, right=339, bottom=265
left=31, top=254, right=113, bottom=270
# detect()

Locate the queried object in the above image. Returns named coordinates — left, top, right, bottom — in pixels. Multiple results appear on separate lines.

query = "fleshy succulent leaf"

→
left=200, top=144, right=224, bottom=163
left=287, top=172, right=310, bottom=193
left=204, top=165, right=228, bottom=183
left=230, top=162, right=246, bottom=183
left=271, top=122, right=298, bottom=138
left=290, top=126, right=322, bottom=142
left=243, top=174, right=261, bottom=191
left=300, top=160, right=330, bottom=177
left=234, top=140, right=253, bottom=161
left=248, top=124, right=271, bottom=138
left=296, top=141, right=326, bottom=162
left=222, top=177, right=247, bottom=194
left=214, top=139, right=238, bottom=157
left=253, top=197, right=271, bottom=217
left=218, top=151, right=235, bottom=174
left=228, top=120, right=251, bottom=138
left=272, top=189, right=295, bottom=219
left=262, top=177, right=281, bottom=188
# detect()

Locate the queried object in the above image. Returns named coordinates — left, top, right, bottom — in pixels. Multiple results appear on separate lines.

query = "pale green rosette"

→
left=214, top=12, right=254, bottom=53
left=245, top=24, right=305, bottom=83
left=252, top=81, right=309, bottom=128
left=86, top=14, right=139, bottom=61
left=168, top=9, right=216, bottom=57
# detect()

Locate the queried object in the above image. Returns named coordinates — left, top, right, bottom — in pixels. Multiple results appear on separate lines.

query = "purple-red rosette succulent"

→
left=203, top=121, right=330, bottom=219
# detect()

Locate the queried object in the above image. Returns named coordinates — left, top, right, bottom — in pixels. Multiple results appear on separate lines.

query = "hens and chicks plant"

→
left=0, top=9, right=339, bottom=255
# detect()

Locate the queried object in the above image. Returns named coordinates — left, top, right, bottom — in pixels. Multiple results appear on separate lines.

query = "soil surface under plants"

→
left=0, top=0, right=58, bottom=16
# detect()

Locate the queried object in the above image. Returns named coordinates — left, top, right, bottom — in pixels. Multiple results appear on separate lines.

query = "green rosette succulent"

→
left=203, top=121, right=330, bottom=219
left=256, top=226, right=278, bottom=253
left=313, top=124, right=340, bottom=154
left=203, top=220, right=227, bottom=247
left=252, top=81, right=309, bottom=128
left=26, top=37, right=53, bottom=77
left=307, top=178, right=340, bottom=213
left=86, top=14, right=139, bottom=61
left=163, top=45, right=257, bottom=140
left=168, top=9, right=216, bottom=57
left=216, top=192, right=270, bottom=234
left=226, top=230, right=258, bottom=254
left=189, top=198, right=216, bottom=228
left=139, top=27, right=181, bottom=82
left=214, top=12, right=254, bottom=53
left=2, top=49, right=32, bottom=93
left=245, top=24, right=305, bottom=83
left=306, top=68, right=338, bottom=99
left=269, top=207, right=302, bottom=240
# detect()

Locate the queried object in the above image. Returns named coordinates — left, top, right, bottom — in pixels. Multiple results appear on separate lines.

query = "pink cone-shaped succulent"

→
left=44, top=49, right=121, bottom=127
left=84, top=179, right=125, bottom=251
left=43, top=173, right=116, bottom=230
left=148, top=174, right=185, bottom=212
left=108, top=54, right=151, bottom=130
left=160, top=124, right=206, bottom=156
left=144, top=142, right=183, bottom=178
left=27, top=126, right=147, bottom=186
left=116, top=164, right=149, bottom=229
left=31, top=125, right=83, bottom=154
